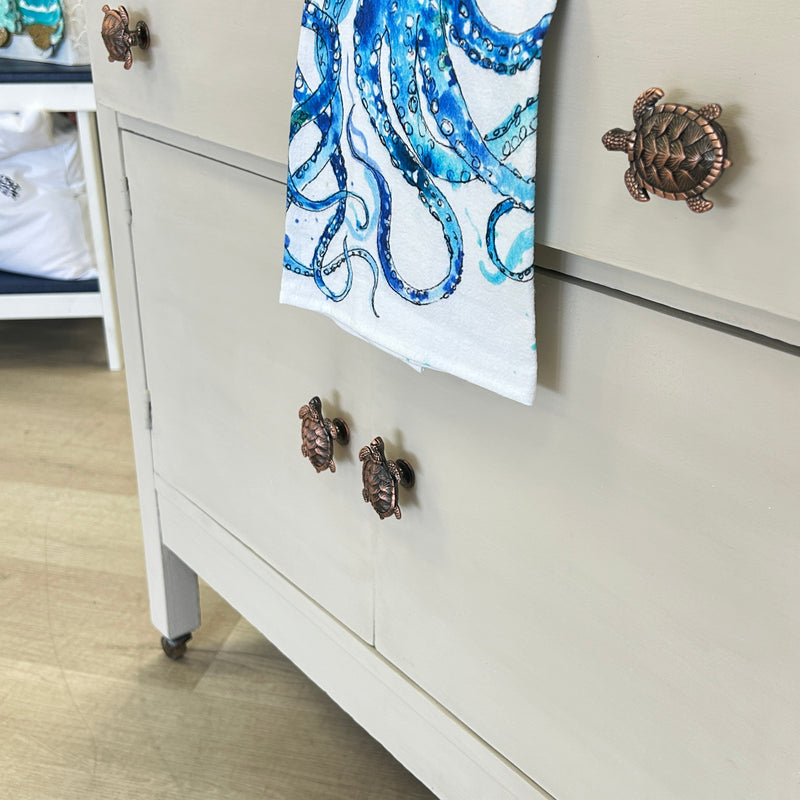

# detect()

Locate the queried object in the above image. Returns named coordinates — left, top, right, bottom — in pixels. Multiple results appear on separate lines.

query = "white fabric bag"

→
left=0, top=108, right=96, bottom=281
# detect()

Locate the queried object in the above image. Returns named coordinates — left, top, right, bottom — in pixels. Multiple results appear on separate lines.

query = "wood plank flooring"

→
left=0, top=318, right=436, bottom=800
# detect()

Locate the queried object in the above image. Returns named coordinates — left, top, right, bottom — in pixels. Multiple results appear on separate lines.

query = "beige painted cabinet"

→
left=89, top=3, right=799, bottom=800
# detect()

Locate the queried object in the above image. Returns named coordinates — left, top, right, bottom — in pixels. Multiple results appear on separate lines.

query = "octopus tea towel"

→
left=281, top=0, right=557, bottom=405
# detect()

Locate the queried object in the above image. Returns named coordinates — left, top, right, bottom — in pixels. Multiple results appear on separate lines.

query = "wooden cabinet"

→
left=89, top=3, right=799, bottom=800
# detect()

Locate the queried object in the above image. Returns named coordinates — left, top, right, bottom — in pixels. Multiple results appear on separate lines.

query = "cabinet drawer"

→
left=535, top=0, right=800, bottom=327
left=88, top=0, right=303, bottom=162
left=374, top=277, right=800, bottom=800
left=89, top=0, right=799, bottom=327
left=121, top=131, right=376, bottom=642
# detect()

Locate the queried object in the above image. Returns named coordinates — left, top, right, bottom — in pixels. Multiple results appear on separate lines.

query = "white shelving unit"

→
left=0, top=62, right=121, bottom=370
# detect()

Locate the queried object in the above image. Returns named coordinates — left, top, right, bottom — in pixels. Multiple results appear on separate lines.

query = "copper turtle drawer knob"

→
left=299, top=396, right=350, bottom=473
left=359, top=437, right=415, bottom=520
left=101, top=4, right=150, bottom=70
left=602, top=87, right=731, bottom=213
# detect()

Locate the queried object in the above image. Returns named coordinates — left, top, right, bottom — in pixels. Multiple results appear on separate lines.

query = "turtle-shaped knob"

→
left=299, top=396, right=349, bottom=473
left=602, top=87, right=731, bottom=213
left=101, top=4, right=149, bottom=70
left=359, top=437, right=415, bottom=520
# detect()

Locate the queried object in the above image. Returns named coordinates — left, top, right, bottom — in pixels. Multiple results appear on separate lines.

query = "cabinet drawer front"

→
left=89, top=0, right=798, bottom=326
left=89, top=0, right=303, bottom=163
left=536, top=0, right=800, bottom=326
left=374, top=278, right=800, bottom=800
left=122, top=131, right=376, bottom=641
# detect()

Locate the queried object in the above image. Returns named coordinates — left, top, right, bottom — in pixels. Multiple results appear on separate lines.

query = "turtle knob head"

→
left=308, top=395, right=323, bottom=416
left=602, top=128, right=630, bottom=152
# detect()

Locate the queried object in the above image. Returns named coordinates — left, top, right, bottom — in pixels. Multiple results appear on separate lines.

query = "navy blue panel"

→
left=0, top=268, right=99, bottom=294
left=0, top=59, right=92, bottom=83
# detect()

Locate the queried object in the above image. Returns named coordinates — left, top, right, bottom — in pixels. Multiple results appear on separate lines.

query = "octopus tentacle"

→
left=291, top=67, right=337, bottom=186
left=319, top=0, right=353, bottom=21
left=446, top=1, right=552, bottom=74
left=285, top=1, right=370, bottom=297
left=486, top=198, right=535, bottom=281
left=310, top=146, right=353, bottom=300
left=351, top=15, right=463, bottom=304
left=286, top=148, right=377, bottom=310
left=350, top=120, right=463, bottom=304
left=315, top=0, right=352, bottom=66
left=290, top=3, right=341, bottom=137
left=308, top=142, right=379, bottom=315
left=283, top=242, right=340, bottom=278
left=485, top=95, right=539, bottom=161
left=290, top=54, right=368, bottom=227
left=287, top=179, right=367, bottom=224
left=289, top=5, right=341, bottom=196
left=338, top=245, right=380, bottom=317
left=416, top=19, right=535, bottom=208
left=284, top=241, right=379, bottom=316
left=387, top=11, right=474, bottom=184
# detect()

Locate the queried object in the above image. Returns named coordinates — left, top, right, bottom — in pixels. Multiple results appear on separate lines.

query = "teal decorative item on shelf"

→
left=0, top=0, right=64, bottom=51
left=0, top=0, right=22, bottom=44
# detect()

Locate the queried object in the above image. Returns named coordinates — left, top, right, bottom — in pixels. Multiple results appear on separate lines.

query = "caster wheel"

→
left=161, top=633, right=192, bottom=660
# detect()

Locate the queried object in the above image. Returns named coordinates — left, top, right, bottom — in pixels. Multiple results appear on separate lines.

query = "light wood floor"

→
left=0, top=318, right=436, bottom=800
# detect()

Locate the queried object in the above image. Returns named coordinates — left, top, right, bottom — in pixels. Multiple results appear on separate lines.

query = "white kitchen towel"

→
left=281, top=0, right=557, bottom=404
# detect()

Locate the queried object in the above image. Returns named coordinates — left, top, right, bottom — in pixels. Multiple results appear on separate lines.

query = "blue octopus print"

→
left=284, top=0, right=554, bottom=314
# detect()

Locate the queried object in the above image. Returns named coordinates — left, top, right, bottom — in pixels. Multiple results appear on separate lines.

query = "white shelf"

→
left=0, top=80, right=96, bottom=112
left=0, top=71, right=122, bottom=369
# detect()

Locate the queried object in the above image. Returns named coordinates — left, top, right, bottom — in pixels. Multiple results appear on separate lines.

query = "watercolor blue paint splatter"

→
left=506, top=227, right=534, bottom=273
left=480, top=261, right=507, bottom=285
left=464, top=208, right=484, bottom=248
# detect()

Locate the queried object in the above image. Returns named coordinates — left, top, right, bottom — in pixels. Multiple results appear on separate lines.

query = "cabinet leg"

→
left=147, top=545, right=201, bottom=643
left=161, top=632, right=193, bottom=660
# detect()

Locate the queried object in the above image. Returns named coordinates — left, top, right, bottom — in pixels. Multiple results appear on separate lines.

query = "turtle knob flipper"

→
left=686, top=195, right=713, bottom=213
left=625, top=168, right=649, bottom=202
left=632, top=87, right=664, bottom=120
left=698, top=103, right=722, bottom=121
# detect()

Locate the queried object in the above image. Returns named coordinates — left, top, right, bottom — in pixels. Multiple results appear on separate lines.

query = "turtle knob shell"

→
left=359, top=437, right=414, bottom=520
left=603, top=87, right=731, bottom=212
left=299, top=396, right=349, bottom=474
left=101, top=5, right=150, bottom=70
